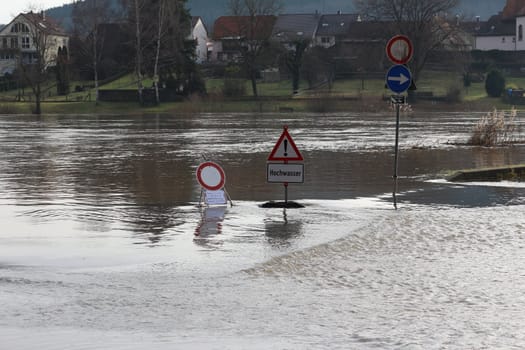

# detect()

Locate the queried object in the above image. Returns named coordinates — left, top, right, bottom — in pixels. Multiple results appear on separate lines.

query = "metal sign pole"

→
left=393, top=99, right=400, bottom=209
left=385, top=35, right=413, bottom=211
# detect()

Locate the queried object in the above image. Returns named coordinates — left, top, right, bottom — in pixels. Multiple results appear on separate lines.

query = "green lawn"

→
left=3, top=69, right=525, bottom=114
left=100, top=74, right=153, bottom=90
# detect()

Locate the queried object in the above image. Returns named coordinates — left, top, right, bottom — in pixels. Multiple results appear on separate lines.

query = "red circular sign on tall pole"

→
left=196, top=162, right=226, bottom=191
left=386, top=35, right=413, bottom=65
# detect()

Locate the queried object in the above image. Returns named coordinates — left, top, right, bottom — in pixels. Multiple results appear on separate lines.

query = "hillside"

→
left=43, top=0, right=508, bottom=32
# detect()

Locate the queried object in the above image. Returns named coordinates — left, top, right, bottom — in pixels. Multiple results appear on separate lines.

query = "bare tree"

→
left=229, top=0, right=282, bottom=97
left=354, top=0, right=460, bottom=82
left=284, top=39, right=309, bottom=94
left=118, top=0, right=149, bottom=104
left=72, top=0, right=116, bottom=104
left=151, top=0, right=182, bottom=104
left=119, top=0, right=195, bottom=104
left=18, top=10, right=66, bottom=114
left=152, top=0, right=167, bottom=104
left=133, top=0, right=145, bottom=104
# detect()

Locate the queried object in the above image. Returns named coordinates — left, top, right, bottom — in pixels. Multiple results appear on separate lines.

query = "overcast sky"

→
left=0, top=1, right=72, bottom=24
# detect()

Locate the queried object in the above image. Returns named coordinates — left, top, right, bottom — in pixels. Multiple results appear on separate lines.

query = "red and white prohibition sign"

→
left=386, top=35, right=413, bottom=65
left=196, top=161, right=226, bottom=191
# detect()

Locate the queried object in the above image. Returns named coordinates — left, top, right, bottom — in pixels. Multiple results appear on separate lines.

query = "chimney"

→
left=41, top=10, right=45, bottom=20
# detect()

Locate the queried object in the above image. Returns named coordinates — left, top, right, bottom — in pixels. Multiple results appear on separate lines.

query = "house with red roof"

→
left=209, top=15, right=276, bottom=62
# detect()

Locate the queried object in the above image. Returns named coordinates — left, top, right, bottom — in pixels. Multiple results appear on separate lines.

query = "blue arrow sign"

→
left=386, top=65, right=412, bottom=94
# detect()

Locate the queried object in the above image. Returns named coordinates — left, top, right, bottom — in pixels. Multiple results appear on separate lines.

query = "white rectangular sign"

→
left=267, top=163, right=304, bottom=183
left=205, top=190, right=227, bottom=205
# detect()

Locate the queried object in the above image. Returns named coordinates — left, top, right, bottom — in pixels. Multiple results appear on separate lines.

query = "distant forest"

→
left=38, top=0, right=507, bottom=32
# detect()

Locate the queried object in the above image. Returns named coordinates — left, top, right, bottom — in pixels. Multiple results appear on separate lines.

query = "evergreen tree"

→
left=485, top=70, right=506, bottom=98
left=56, top=46, right=70, bottom=95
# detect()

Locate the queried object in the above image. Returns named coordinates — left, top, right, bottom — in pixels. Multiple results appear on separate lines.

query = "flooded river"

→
left=1, top=111, right=525, bottom=349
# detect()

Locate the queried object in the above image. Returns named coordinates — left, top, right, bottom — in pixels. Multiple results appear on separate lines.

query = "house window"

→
left=1, top=54, right=13, bottom=60
left=10, top=22, right=29, bottom=33
left=1, top=54, right=14, bottom=60
left=21, top=36, right=30, bottom=49
left=10, top=37, right=18, bottom=48
left=519, top=25, right=523, bottom=41
left=321, top=37, right=330, bottom=44
left=2, top=38, right=7, bottom=49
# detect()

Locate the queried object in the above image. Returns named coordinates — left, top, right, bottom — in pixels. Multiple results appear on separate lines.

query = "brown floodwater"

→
left=2, top=111, right=525, bottom=349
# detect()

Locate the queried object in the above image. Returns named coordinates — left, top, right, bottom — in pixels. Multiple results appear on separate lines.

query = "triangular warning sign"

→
left=267, top=127, right=304, bottom=161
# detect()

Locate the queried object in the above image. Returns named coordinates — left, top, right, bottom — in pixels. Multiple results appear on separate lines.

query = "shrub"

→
left=221, top=65, right=246, bottom=97
left=485, top=70, right=506, bottom=97
left=445, top=85, right=463, bottom=103
left=468, top=108, right=517, bottom=146
left=463, top=72, right=472, bottom=88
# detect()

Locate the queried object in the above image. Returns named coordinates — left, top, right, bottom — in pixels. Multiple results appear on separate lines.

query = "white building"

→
left=190, top=17, right=209, bottom=63
left=475, top=14, right=517, bottom=51
left=474, top=0, right=525, bottom=51
left=0, top=11, right=68, bottom=75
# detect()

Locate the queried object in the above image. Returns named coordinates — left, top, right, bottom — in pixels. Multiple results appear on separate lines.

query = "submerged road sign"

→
left=196, top=161, right=226, bottom=191
left=386, top=65, right=412, bottom=94
left=267, top=163, right=304, bottom=183
left=391, top=95, right=406, bottom=104
left=268, top=126, right=304, bottom=162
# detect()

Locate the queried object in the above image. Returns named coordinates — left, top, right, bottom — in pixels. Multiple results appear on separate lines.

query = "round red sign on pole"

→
left=386, top=35, right=413, bottom=65
left=196, top=162, right=226, bottom=191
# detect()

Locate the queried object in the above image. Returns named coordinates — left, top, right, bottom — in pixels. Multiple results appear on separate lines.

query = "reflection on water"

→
left=1, top=112, right=525, bottom=242
left=194, top=206, right=225, bottom=236
left=1, top=113, right=525, bottom=214
left=264, top=208, right=304, bottom=248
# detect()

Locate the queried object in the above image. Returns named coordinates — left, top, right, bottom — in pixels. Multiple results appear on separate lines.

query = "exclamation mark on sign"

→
left=284, top=139, right=288, bottom=157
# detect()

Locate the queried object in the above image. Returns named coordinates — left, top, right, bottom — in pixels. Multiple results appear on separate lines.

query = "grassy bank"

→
left=0, top=70, right=523, bottom=115
left=0, top=94, right=516, bottom=115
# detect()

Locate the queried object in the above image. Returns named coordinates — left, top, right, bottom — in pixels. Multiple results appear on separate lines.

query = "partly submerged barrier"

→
left=448, top=165, right=525, bottom=182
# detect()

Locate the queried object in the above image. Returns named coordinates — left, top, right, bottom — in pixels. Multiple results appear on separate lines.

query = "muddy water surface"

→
left=1, top=112, right=525, bottom=349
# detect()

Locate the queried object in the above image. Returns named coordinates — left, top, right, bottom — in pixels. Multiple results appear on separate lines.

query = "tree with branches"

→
left=17, top=10, right=68, bottom=114
left=354, top=0, right=461, bottom=83
left=120, top=0, right=200, bottom=105
left=228, top=0, right=282, bottom=97
left=284, top=38, right=309, bottom=94
left=72, top=0, right=117, bottom=104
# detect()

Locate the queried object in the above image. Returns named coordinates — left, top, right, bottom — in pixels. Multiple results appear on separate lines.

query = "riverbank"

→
left=0, top=94, right=517, bottom=115
left=0, top=69, right=520, bottom=115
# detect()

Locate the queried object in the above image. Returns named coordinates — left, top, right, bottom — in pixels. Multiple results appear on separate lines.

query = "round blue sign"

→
left=386, top=65, right=412, bottom=94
